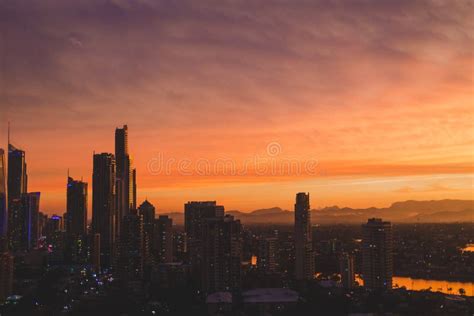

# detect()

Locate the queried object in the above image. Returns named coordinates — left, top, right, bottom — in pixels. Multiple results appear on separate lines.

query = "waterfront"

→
left=461, top=244, right=474, bottom=252
left=356, top=275, right=473, bottom=297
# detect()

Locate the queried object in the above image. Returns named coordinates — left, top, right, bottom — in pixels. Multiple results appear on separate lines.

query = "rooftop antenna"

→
left=7, top=121, right=10, bottom=146
left=67, top=168, right=70, bottom=178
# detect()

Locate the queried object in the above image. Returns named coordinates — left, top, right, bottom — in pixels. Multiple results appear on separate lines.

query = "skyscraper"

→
left=92, top=233, right=101, bottom=272
left=0, top=149, right=7, bottom=240
left=115, top=125, right=132, bottom=238
left=257, top=237, right=278, bottom=275
left=0, top=149, right=13, bottom=301
left=138, top=199, right=155, bottom=270
left=66, top=177, right=88, bottom=237
left=92, top=153, right=116, bottom=267
left=362, top=218, right=393, bottom=290
left=66, top=177, right=88, bottom=264
left=294, top=192, right=314, bottom=280
left=339, top=253, right=355, bottom=289
left=116, top=210, right=144, bottom=281
left=201, top=215, right=242, bottom=293
left=138, top=200, right=155, bottom=226
left=7, top=143, right=27, bottom=251
left=184, top=201, right=224, bottom=270
left=132, top=168, right=137, bottom=210
left=21, top=192, right=40, bottom=251
left=7, top=144, right=27, bottom=200
left=155, top=215, right=173, bottom=263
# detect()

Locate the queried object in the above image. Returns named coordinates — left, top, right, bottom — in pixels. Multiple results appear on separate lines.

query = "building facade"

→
left=116, top=211, right=144, bottom=281
left=184, top=201, right=224, bottom=271
left=257, top=237, right=278, bottom=275
left=362, top=218, right=393, bottom=290
left=155, top=215, right=173, bottom=263
left=66, top=177, right=88, bottom=237
left=201, top=215, right=242, bottom=293
left=92, top=153, right=116, bottom=267
left=294, top=192, right=314, bottom=280
left=0, top=149, right=7, bottom=239
left=115, top=125, right=132, bottom=238
left=339, top=253, right=355, bottom=289
left=7, top=144, right=27, bottom=251
left=21, top=192, right=40, bottom=251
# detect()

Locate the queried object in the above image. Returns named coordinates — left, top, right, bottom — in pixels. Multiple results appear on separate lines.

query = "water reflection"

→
left=355, top=275, right=473, bottom=296
left=461, top=243, right=474, bottom=252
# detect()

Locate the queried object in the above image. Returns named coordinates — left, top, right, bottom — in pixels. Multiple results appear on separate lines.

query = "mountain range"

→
left=159, top=199, right=473, bottom=225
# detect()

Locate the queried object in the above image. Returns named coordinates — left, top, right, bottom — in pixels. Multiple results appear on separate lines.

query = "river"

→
left=355, top=275, right=473, bottom=296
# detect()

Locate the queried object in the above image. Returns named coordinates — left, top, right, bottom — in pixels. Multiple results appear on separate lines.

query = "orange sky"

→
left=0, top=1, right=473, bottom=215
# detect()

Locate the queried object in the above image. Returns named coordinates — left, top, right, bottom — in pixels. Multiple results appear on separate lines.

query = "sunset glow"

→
left=1, top=1, right=473, bottom=214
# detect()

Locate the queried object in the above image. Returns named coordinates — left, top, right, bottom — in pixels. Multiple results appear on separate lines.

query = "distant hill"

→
left=313, top=199, right=473, bottom=224
left=159, top=199, right=473, bottom=225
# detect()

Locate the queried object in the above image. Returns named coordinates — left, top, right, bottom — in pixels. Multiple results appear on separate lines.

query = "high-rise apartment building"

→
left=184, top=201, right=224, bottom=269
left=294, top=192, right=314, bottom=280
left=257, top=237, right=278, bottom=274
left=339, top=253, right=355, bottom=289
left=7, top=143, right=27, bottom=251
left=362, top=218, right=393, bottom=290
left=0, top=149, right=7, bottom=239
left=92, top=153, right=116, bottom=267
left=21, top=192, right=40, bottom=251
left=66, top=177, right=88, bottom=237
left=116, top=210, right=144, bottom=281
left=115, top=125, right=132, bottom=237
left=201, top=215, right=242, bottom=293
left=155, top=215, right=173, bottom=263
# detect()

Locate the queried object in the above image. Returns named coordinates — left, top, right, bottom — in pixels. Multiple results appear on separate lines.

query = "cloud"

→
left=394, top=183, right=462, bottom=194
left=0, top=0, right=472, bottom=212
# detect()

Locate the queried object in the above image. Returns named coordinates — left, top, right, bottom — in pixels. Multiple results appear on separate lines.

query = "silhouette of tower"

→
left=294, top=192, right=314, bottom=280
left=362, top=218, right=393, bottom=290
left=92, top=153, right=116, bottom=268
left=201, top=215, right=242, bottom=293
left=0, top=147, right=13, bottom=301
left=257, top=237, right=278, bottom=275
left=184, top=201, right=224, bottom=272
left=66, top=176, right=88, bottom=264
left=7, top=141, right=27, bottom=251
left=116, top=210, right=144, bottom=281
left=339, top=253, right=355, bottom=289
left=155, top=215, right=173, bottom=263
left=0, top=149, right=7, bottom=239
left=21, top=192, right=40, bottom=251
left=115, top=125, right=132, bottom=238
left=66, top=177, right=88, bottom=237
left=138, top=199, right=155, bottom=271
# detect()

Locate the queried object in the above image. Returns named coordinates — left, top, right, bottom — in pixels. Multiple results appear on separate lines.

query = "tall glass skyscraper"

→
left=115, top=125, right=133, bottom=239
left=294, top=192, right=314, bottom=280
left=21, top=192, right=40, bottom=251
left=8, top=143, right=27, bottom=251
left=92, top=153, right=116, bottom=268
left=0, top=149, right=7, bottom=239
left=66, top=177, right=88, bottom=237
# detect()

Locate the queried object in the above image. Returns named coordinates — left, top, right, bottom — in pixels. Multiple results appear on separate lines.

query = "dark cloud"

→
left=0, top=0, right=471, bottom=145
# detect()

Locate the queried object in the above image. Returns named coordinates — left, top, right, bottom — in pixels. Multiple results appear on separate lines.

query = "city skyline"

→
left=1, top=1, right=473, bottom=214
left=0, top=2, right=472, bottom=314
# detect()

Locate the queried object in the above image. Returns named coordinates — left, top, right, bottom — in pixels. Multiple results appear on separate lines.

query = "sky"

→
left=0, top=0, right=473, bottom=215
